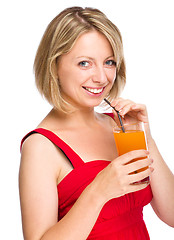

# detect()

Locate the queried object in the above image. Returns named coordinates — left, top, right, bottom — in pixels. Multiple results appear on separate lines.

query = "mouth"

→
left=82, top=86, right=105, bottom=94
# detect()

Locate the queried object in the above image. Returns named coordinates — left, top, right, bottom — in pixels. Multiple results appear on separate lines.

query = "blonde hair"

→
left=34, top=6, right=126, bottom=113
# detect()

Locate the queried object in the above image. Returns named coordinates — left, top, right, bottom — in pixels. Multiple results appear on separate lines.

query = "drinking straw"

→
left=104, top=98, right=125, bottom=133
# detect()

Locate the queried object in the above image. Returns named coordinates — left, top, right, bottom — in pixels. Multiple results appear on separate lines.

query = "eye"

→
left=105, top=60, right=116, bottom=67
left=79, top=61, right=90, bottom=67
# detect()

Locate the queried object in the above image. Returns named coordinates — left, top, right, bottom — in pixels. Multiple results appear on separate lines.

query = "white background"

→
left=1, top=0, right=174, bottom=239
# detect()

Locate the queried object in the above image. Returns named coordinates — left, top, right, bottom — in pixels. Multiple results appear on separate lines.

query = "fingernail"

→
left=150, top=167, right=154, bottom=172
left=116, top=105, right=121, bottom=111
left=149, top=158, right=154, bottom=164
left=119, top=109, right=125, bottom=116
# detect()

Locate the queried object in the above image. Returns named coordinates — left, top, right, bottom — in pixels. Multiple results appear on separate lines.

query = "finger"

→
left=125, top=158, right=153, bottom=175
left=112, top=109, right=124, bottom=127
left=127, top=181, right=149, bottom=193
left=111, top=101, right=134, bottom=124
left=114, top=150, right=149, bottom=165
left=128, top=167, right=152, bottom=184
left=111, top=99, right=134, bottom=112
left=118, top=103, right=135, bottom=117
left=117, top=102, right=146, bottom=117
left=131, top=104, right=149, bottom=122
left=110, top=97, right=124, bottom=107
left=131, top=103, right=147, bottom=112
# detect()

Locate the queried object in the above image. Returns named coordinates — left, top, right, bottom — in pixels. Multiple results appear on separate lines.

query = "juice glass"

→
left=113, top=122, right=149, bottom=184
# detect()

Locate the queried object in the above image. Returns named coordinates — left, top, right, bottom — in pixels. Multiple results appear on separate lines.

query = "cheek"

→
left=107, top=69, right=117, bottom=83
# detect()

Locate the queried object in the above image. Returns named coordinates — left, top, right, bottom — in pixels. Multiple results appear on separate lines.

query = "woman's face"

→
left=57, top=30, right=117, bottom=109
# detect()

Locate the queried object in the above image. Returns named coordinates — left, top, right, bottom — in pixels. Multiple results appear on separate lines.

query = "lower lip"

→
left=83, top=87, right=105, bottom=97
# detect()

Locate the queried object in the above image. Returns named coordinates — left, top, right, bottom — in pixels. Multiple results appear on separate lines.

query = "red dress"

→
left=21, top=115, right=153, bottom=239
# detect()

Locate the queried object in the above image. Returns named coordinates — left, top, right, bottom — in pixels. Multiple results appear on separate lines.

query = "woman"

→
left=19, top=7, right=174, bottom=240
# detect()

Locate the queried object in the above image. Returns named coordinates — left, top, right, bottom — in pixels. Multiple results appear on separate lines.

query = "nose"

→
left=92, top=66, right=107, bottom=84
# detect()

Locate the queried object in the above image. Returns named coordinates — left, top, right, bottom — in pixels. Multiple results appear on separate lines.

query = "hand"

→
left=111, top=98, right=152, bottom=141
left=92, top=149, right=153, bottom=203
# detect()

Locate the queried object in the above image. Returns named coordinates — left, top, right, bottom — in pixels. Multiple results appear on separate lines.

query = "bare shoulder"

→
left=21, top=133, right=57, bottom=159
left=20, top=133, right=62, bottom=182
left=19, top=133, right=62, bottom=239
left=21, top=133, right=57, bottom=155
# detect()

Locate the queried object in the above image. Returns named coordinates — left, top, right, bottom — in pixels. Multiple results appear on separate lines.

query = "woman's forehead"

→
left=63, top=31, right=114, bottom=59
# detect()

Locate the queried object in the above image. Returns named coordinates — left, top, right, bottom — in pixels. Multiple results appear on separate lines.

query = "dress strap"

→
left=20, top=128, right=85, bottom=168
left=104, top=112, right=115, bottom=120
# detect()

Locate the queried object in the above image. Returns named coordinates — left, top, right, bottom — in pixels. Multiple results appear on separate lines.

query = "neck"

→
left=51, top=107, right=100, bottom=128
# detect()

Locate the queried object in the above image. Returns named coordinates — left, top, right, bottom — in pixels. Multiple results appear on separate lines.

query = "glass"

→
left=113, top=122, right=149, bottom=184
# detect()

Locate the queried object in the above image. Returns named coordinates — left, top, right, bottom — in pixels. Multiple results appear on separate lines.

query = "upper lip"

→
left=82, top=86, right=105, bottom=89
left=82, top=86, right=105, bottom=94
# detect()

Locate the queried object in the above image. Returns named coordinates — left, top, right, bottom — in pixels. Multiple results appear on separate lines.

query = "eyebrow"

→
left=76, top=55, right=115, bottom=60
left=76, top=56, right=95, bottom=60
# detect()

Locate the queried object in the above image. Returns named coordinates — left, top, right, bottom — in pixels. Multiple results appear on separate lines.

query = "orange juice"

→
left=113, top=130, right=148, bottom=174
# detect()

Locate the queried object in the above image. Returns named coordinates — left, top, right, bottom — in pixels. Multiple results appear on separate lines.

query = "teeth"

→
left=85, top=87, right=103, bottom=94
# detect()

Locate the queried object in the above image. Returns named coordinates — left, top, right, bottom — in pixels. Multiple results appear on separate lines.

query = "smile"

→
left=83, top=87, right=104, bottom=94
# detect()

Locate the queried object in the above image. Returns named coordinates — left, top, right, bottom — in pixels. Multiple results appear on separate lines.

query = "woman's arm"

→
left=19, top=134, right=104, bottom=240
left=148, top=139, right=174, bottom=227
left=111, top=98, right=174, bottom=227
left=19, top=132, right=152, bottom=240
